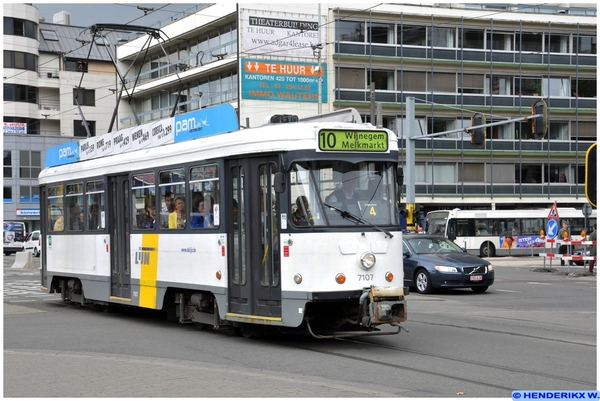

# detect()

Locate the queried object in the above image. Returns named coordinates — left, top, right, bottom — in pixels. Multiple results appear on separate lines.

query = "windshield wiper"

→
left=324, top=203, right=393, bottom=238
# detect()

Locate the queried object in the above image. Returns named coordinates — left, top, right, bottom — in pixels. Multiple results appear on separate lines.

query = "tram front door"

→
left=226, top=157, right=282, bottom=318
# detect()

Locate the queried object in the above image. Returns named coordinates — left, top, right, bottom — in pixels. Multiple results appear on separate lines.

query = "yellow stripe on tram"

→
left=139, top=233, right=159, bottom=309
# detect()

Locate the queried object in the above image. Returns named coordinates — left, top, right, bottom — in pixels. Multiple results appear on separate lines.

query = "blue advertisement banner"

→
left=500, top=235, right=546, bottom=249
left=241, top=58, right=327, bottom=103
left=45, top=142, right=79, bottom=167
left=174, top=103, right=239, bottom=143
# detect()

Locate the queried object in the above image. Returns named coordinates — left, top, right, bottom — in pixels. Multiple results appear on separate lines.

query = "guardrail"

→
left=539, top=239, right=596, bottom=273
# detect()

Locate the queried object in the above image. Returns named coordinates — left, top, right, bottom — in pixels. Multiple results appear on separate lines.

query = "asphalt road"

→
left=3, top=253, right=597, bottom=397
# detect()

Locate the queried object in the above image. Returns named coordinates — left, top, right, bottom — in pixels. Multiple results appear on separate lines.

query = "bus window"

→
left=132, top=173, right=155, bottom=229
left=65, top=183, right=83, bottom=231
left=189, top=164, right=220, bottom=229
left=86, top=180, right=105, bottom=230
left=159, top=168, right=185, bottom=229
left=48, top=184, right=64, bottom=232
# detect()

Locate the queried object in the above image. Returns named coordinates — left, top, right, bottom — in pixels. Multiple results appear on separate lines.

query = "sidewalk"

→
left=486, top=255, right=595, bottom=277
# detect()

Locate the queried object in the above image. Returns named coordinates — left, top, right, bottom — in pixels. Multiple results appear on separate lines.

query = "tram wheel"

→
left=240, top=325, right=255, bottom=339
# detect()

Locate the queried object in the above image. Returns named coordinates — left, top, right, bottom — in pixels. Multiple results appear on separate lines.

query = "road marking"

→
left=526, top=282, right=552, bottom=285
left=495, top=289, right=521, bottom=293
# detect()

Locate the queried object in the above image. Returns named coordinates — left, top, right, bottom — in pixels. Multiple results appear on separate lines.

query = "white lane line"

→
left=495, top=289, right=521, bottom=293
left=526, top=282, right=552, bottom=285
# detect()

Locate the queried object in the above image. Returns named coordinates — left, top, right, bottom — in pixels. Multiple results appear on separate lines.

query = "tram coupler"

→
left=360, top=285, right=407, bottom=327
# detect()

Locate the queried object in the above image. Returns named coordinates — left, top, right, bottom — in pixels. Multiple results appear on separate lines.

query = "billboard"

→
left=241, top=58, right=327, bottom=103
left=240, top=8, right=324, bottom=59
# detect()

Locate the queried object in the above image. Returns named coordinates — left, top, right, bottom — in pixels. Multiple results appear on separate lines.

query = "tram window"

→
left=48, top=184, right=64, bottom=232
left=65, top=183, right=84, bottom=231
left=159, top=168, right=185, bottom=229
left=86, top=180, right=105, bottom=230
left=132, top=172, right=156, bottom=229
left=189, top=164, right=219, bottom=229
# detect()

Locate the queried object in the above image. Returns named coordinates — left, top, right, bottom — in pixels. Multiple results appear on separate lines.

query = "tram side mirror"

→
left=448, top=232, right=456, bottom=241
left=274, top=172, right=285, bottom=193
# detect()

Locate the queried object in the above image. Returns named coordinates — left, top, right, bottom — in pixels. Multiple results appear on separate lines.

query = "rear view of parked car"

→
left=24, top=230, right=41, bottom=257
left=403, top=234, right=494, bottom=294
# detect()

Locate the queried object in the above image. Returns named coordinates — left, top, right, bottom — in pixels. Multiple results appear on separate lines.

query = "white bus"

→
left=426, top=208, right=597, bottom=257
left=39, top=108, right=408, bottom=339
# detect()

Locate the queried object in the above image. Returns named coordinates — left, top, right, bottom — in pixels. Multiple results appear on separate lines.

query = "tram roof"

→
left=39, top=119, right=398, bottom=184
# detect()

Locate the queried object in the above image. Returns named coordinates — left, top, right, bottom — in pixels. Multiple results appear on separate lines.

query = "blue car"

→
left=403, top=234, right=494, bottom=294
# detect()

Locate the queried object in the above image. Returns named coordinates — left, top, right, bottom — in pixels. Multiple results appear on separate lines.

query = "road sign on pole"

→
left=548, top=202, right=559, bottom=220
left=546, top=219, right=559, bottom=239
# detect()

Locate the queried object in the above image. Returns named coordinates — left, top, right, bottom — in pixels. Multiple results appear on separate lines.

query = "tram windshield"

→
left=289, top=161, right=398, bottom=227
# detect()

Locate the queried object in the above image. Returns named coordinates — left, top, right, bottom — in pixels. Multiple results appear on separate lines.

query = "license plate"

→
left=470, top=275, right=483, bottom=281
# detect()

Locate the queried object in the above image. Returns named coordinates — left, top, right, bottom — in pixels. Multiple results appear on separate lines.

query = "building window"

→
left=3, top=17, right=37, bottom=39
left=399, top=25, right=426, bottom=46
left=458, top=164, right=484, bottom=182
left=74, top=120, right=96, bottom=137
left=368, top=70, right=394, bottom=90
left=19, top=150, right=41, bottom=179
left=4, top=84, right=38, bottom=103
left=4, top=151, right=12, bottom=178
left=571, top=79, right=596, bottom=98
left=516, top=33, right=543, bottom=52
left=64, top=59, right=88, bottom=72
left=459, top=29, right=484, bottom=49
left=487, top=32, right=513, bottom=50
left=73, top=88, right=95, bottom=106
left=515, top=78, right=542, bottom=96
left=368, top=23, right=393, bottom=44
left=4, top=186, right=12, bottom=203
left=517, top=164, right=542, bottom=183
left=3, top=50, right=37, bottom=71
left=486, top=75, right=513, bottom=95
left=574, top=35, right=596, bottom=54
left=548, top=122, right=569, bottom=140
left=400, top=71, right=426, bottom=92
left=431, top=27, right=455, bottom=47
left=545, top=34, right=569, bottom=53
left=336, top=20, right=365, bottom=42
left=20, top=185, right=40, bottom=203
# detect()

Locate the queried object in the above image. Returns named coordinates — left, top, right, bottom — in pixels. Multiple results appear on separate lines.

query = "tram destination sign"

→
left=318, top=130, right=388, bottom=152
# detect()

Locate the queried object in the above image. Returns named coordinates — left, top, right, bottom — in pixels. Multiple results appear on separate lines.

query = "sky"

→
left=32, top=3, right=208, bottom=28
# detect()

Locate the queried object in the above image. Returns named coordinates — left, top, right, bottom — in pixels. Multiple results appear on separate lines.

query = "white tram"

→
left=39, top=110, right=408, bottom=338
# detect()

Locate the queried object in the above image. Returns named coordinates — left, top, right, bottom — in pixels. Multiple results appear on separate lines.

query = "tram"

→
left=39, top=107, right=408, bottom=338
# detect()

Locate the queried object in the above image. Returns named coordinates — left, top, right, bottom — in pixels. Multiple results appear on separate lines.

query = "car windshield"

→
left=408, top=237, right=463, bottom=254
left=289, top=160, right=398, bottom=227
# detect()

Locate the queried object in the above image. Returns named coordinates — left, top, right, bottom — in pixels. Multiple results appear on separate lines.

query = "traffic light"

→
left=531, top=99, right=548, bottom=139
left=469, top=113, right=486, bottom=148
left=585, top=142, right=597, bottom=208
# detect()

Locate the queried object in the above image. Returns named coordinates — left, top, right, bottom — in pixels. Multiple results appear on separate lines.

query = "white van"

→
left=24, top=230, right=41, bottom=257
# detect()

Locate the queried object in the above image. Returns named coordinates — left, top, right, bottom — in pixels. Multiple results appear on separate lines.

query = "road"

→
left=3, top=253, right=597, bottom=397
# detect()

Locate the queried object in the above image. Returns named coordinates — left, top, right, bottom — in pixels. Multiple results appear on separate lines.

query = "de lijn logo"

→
left=174, top=104, right=239, bottom=143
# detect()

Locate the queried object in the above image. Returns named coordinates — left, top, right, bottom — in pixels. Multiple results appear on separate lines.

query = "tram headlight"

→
left=294, top=273, right=302, bottom=284
left=360, top=252, right=376, bottom=270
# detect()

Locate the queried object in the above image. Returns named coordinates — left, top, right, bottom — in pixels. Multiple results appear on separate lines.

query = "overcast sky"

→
left=32, top=3, right=207, bottom=28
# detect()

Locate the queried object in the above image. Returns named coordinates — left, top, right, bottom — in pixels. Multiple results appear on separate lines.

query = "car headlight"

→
left=434, top=265, right=458, bottom=273
left=488, top=264, right=494, bottom=271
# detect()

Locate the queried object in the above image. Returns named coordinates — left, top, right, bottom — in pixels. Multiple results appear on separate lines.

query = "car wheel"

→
left=33, top=248, right=40, bottom=257
left=471, top=286, right=489, bottom=293
left=480, top=242, right=495, bottom=258
left=414, top=269, right=433, bottom=294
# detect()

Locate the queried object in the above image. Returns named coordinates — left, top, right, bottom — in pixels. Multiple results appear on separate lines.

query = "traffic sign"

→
left=546, top=219, right=558, bottom=239
left=548, top=202, right=559, bottom=220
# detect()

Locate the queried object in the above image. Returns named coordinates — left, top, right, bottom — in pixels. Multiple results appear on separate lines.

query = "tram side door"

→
left=226, top=158, right=282, bottom=318
left=108, top=175, right=131, bottom=299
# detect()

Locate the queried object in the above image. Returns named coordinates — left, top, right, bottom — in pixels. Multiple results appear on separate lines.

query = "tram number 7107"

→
left=358, top=274, right=374, bottom=281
